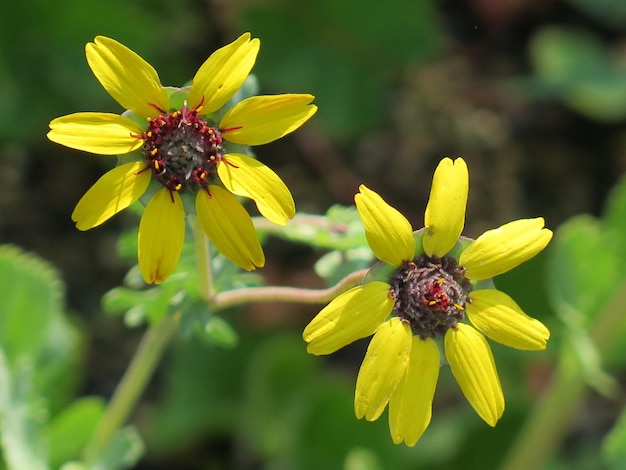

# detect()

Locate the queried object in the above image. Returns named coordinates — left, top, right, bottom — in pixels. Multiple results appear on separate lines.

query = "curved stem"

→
left=500, top=279, right=626, bottom=470
left=211, top=268, right=368, bottom=309
left=83, top=311, right=180, bottom=463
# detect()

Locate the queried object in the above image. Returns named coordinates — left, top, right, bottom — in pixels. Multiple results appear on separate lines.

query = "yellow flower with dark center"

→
left=303, top=157, right=552, bottom=446
left=48, top=33, right=317, bottom=284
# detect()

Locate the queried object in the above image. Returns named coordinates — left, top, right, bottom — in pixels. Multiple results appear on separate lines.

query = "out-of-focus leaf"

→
left=547, top=215, right=620, bottom=327
left=530, top=27, right=626, bottom=121
left=257, top=205, right=368, bottom=252
left=102, top=284, right=186, bottom=327
left=90, top=426, right=144, bottom=470
left=0, top=245, right=62, bottom=363
left=46, top=397, right=105, bottom=468
left=0, top=351, right=48, bottom=470
left=314, top=247, right=373, bottom=286
left=344, top=447, right=383, bottom=470
left=603, top=404, right=626, bottom=469
left=199, top=316, right=238, bottom=348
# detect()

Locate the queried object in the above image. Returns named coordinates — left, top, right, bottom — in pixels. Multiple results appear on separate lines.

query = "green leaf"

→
left=547, top=215, right=621, bottom=327
left=0, top=350, right=49, bottom=470
left=0, top=245, right=63, bottom=364
left=530, top=26, right=626, bottom=121
left=603, top=404, right=626, bottom=469
left=90, top=426, right=144, bottom=470
left=46, top=397, right=106, bottom=468
left=258, top=205, right=368, bottom=252
left=200, top=316, right=239, bottom=348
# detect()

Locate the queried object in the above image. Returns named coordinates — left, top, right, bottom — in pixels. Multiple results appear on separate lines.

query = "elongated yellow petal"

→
left=355, top=185, right=414, bottom=267
left=219, top=94, right=317, bottom=145
left=86, top=36, right=168, bottom=118
left=388, top=336, right=440, bottom=447
left=460, top=218, right=553, bottom=280
left=72, top=162, right=150, bottom=230
left=355, top=317, right=412, bottom=421
left=138, top=189, right=185, bottom=284
left=303, top=282, right=394, bottom=355
left=467, top=289, right=550, bottom=350
left=48, top=113, right=144, bottom=155
left=195, top=186, right=264, bottom=270
left=218, top=153, right=295, bottom=225
left=444, top=323, right=504, bottom=426
left=189, top=33, right=260, bottom=112
left=423, top=157, right=469, bottom=257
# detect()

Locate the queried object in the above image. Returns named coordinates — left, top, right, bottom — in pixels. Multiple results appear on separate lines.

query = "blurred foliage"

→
left=529, top=26, right=626, bottom=122
left=0, top=0, right=201, bottom=143
left=242, top=0, right=443, bottom=141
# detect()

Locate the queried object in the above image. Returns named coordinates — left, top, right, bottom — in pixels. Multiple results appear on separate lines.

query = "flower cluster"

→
left=303, top=157, right=552, bottom=446
left=48, top=33, right=317, bottom=284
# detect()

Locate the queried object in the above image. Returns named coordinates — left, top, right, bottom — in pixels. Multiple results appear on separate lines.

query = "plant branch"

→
left=211, top=268, right=368, bottom=309
left=500, top=279, right=626, bottom=470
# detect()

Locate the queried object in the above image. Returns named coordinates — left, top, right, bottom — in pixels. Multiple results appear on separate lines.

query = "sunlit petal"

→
left=86, top=36, right=168, bottom=118
left=423, top=157, right=469, bottom=257
left=303, top=282, right=394, bottom=355
left=388, top=336, right=440, bottom=447
left=444, top=323, right=504, bottom=426
left=189, top=33, right=260, bottom=112
left=195, top=186, right=264, bottom=270
left=71, top=162, right=151, bottom=230
left=460, top=218, right=553, bottom=280
left=467, top=289, right=550, bottom=350
left=218, top=153, right=295, bottom=225
left=48, top=113, right=144, bottom=155
left=355, top=185, right=414, bottom=266
left=138, top=189, right=185, bottom=284
left=219, top=94, right=317, bottom=145
left=355, top=318, right=412, bottom=421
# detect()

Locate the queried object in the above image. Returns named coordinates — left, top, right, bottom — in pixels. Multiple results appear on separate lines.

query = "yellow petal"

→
left=195, top=186, right=264, bottom=270
left=467, top=289, right=550, bottom=350
left=86, top=36, right=168, bottom=118
left=218, top=153, right=295, bottom=225
left=72, top=162, right=151, bottom=230
left=355, top=317, right=412, bottom=421
left=303, top=282, right=394, bottom=355
left=444, top=323, right=504, bottom=426
left=354, top=185, right=414, bottom=266
left=138, top=188, right=185, bottom=284
left=388, top=337, right=440, bottom=447
left=188, top=33, right=260, bottom=113
left=48, top=113, right=144, bottom=155
left=423, top=157, right=469, bottom=257
left=219, top=94, right=317, bottom=145
left=460, top=218, right=553, bottom=280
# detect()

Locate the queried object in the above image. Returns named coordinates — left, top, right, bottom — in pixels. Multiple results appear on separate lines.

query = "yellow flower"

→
left=48, top=33, right=317, bottom=284
left=303, top=157, right=552, bottom=446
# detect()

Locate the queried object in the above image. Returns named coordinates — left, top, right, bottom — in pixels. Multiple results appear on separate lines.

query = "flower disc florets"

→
left=390, top=255, right=472, bottom=339
left=142, top=102, right=225, bottom=193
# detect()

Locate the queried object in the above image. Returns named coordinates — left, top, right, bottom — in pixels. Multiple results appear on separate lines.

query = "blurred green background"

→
left=2, top=0, right=626, bottom=468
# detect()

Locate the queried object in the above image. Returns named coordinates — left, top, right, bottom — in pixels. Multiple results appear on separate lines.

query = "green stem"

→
left=211, top=268, right=368, bottom=309
left=83, top=311, right=180, bottom=463
left=500, top=280, right=626, bottom=470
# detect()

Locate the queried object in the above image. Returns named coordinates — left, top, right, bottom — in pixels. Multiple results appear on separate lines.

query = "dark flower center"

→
left=389, top=255, right=472, bottom=339
left=141, top=103, right=223, bottom=193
